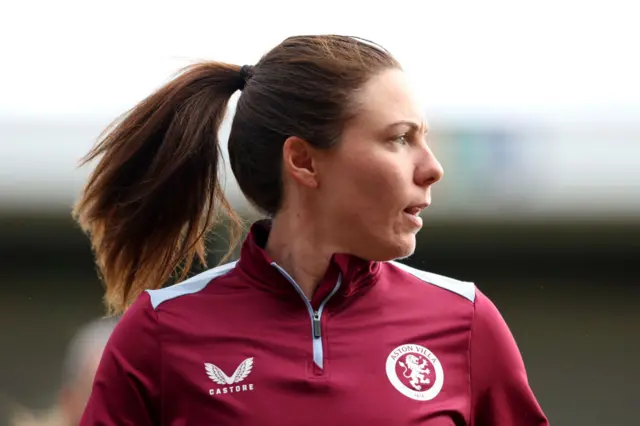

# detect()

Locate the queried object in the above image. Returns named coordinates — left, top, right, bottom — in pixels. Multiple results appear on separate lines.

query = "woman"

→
left=75, top=35, right=548, bottom=425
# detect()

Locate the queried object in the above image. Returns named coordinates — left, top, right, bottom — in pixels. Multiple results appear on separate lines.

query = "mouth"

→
left=402, top=203, right=429, bottom=229
left=403, top=203, right=429, bottom=216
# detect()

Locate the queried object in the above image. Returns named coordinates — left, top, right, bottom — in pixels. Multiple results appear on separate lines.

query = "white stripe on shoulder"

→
left=390, top=261, right=476, bottom=302
left=146, top=261, right=238, bottom=309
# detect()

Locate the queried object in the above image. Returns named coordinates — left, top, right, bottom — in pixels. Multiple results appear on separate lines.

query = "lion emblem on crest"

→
left=386, top=344, right=444, bottom=401
left=399, top=354, right=431, bottom=390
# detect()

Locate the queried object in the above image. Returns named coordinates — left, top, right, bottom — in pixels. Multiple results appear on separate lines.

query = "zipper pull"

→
left=312, top=311, right=322, bottom=338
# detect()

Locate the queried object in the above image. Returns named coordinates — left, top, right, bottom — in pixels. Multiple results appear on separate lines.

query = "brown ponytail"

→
left=73, top=62, right=244, bottom=315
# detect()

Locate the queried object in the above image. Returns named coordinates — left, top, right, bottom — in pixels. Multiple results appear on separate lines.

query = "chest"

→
left=159, top=296, right=472, bottom=425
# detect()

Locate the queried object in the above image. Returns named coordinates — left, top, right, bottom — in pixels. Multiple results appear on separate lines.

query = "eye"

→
left=394, top=134, right=409, bottom=145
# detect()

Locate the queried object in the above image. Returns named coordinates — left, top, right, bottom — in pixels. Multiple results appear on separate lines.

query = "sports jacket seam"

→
left=152, top=300, right=165, bottom=426
left=467, top=294, right=478, bottom=425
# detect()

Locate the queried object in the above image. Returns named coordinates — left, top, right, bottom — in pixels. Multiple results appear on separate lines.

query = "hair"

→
left=73, top=35, right=400, bottom=314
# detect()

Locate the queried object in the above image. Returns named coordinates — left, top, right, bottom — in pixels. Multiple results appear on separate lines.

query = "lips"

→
left=403, top=203, right=428, bottom=216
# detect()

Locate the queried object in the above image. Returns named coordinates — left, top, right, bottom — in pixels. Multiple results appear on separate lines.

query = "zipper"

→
left=271, top=262, right=342, bottom=370
left=312, top=311, right=321, bottom=338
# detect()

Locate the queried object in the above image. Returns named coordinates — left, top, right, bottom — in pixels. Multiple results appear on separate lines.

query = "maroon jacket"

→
left=81, top=221, right=548, bottom=425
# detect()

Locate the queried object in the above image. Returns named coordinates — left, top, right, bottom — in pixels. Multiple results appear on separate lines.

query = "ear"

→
left=282, top=136, right=319, bottom=188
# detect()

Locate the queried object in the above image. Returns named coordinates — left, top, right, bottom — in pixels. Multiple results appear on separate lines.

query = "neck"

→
left=265, top=210, right=333, bottom=300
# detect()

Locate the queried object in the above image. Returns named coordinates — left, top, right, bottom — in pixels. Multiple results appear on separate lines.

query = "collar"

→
left=236, top=220, right=381, bottom=308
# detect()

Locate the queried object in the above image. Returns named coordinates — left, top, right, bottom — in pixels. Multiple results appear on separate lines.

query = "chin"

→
left=362, top=233, right=416, bottom=262
left=392, top=235, right=417, bottom=260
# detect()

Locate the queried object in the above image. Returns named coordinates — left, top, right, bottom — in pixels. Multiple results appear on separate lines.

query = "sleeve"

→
left=469, top=288, right=549, bottom=426
left=80, top=292, right=161, bottom=426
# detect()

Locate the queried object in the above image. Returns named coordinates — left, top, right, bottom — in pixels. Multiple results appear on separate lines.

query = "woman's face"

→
left=312, top=68, right=444, bottom=261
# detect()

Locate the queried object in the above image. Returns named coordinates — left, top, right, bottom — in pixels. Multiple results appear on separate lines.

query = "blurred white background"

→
left=1, top=0, right=638, bottom=220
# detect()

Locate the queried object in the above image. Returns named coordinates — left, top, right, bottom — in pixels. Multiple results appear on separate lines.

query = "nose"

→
left=414, top=146, right=444, bottom=188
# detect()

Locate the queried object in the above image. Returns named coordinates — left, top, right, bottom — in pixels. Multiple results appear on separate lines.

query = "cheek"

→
left=324, top=154, right=406, bottom=215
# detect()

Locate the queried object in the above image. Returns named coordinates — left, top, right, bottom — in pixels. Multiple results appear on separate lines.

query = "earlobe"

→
left=282, top=136, right=319, bottom=188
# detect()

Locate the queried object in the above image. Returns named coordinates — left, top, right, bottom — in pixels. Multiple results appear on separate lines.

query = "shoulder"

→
left=385, top=260, right=476, bottom=303
left=470, top=288, right=518, bottom=350
left=146, top=261, right=238, bottom=310
left=469, top=287, right=532, bottom=393
left=469, top=288, right=549, bottom=424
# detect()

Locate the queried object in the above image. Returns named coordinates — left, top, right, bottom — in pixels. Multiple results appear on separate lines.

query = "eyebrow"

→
left=387, top=120, right=429, bottom=134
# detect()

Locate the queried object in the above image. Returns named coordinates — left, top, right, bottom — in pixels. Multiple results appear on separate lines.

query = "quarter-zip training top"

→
left=81, top=220, right=549, bottom=425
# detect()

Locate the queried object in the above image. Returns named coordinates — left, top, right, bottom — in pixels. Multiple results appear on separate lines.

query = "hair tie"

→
left=238, top=65, right=253, bottom=90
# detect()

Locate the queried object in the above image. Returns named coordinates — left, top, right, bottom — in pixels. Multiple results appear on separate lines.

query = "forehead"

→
left=351, top=68, right=424, bottom=127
